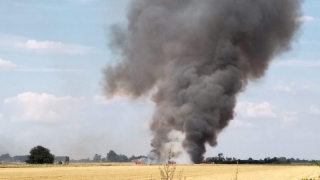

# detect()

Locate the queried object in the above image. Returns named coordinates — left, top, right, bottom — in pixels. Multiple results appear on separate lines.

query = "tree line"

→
left=0, top=146, right=146, bottom=164
left=1, top=146, right=318, bottom=165
left=0, top=154, right=28, bottom=162
left=204, top=153, right=320, bottom=164
left=91, top=150, right=146, bottom=162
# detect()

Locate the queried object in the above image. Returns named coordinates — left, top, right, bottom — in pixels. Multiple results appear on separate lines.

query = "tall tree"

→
left=107, top=150, right=118, bottom=162
left=26, top=145, right=54, bottom=164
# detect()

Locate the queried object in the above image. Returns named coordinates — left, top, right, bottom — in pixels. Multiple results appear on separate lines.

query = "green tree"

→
left=93, top=154, right=102, bottom=162
left=26, top=145, right=54, bottom=164
left=107, top=150, right=118, bottom=162
left=106, top=150, right=129, bottom=162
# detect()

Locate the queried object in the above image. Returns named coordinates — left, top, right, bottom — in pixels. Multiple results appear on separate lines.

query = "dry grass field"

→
left=0, top=163, right=319, bottom=180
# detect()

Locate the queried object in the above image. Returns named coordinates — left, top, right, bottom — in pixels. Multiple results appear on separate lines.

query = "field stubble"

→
left=0, top=163, right=319, bottom=180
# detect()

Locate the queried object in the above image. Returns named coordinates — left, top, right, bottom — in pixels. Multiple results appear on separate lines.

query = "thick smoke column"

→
left=104, top=0, right=302, bottom=163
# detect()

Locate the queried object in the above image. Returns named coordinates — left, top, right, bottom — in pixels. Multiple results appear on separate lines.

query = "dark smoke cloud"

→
left=104, top=0, right=302, bottom=163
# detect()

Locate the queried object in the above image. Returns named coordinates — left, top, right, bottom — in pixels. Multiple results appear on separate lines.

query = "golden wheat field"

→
left=0, top=163, right=319, bottom=180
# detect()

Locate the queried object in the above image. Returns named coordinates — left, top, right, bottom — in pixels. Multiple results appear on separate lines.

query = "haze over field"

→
left=0, top=0, right=319, bottom=161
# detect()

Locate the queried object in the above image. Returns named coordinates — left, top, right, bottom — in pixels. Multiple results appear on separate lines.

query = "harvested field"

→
left=0, top=164, right=319, bottom=180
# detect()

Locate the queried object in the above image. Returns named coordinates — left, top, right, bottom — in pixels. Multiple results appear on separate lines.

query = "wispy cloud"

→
left=19, top=40, right=64, bottom=50
left=294, top=131, right=314, bottom=140
left=17, top=40, right=92, bottom=55
left=280, top=111, right=298, bottom=124
left=235, top=101, right=300, bottom=126
left=0, top=33, right=94, bottom=55
left=14, top=1, right=97, bottom=10
left=0, top=113, right=4, bottom=124
left=235, top=101, right=277, bottom=118
left=0, top=59, right=83, bottom=73
left=0, top=58, right=16, bottom=69
left=67, top=0, right=97, bottom=5
left=13, top=3, right=69, bottom=10
left=3, top=67, right=84, bottom=73
left=297, top=15, right=315, bottom=22
left=230, top=119, right=253, bottom=128
left=272, top=60, right=320, bottom=67
left=4, top=92, right=85, bottom=122
left=309, top=105, right=320, bottom=115
left=92, top=95, right=109, bottom=105
left=273, top=83, right=318, bottom=94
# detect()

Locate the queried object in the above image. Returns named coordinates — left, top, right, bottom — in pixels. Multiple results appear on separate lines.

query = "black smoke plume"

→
left=104, top=0, right=302, bottom=163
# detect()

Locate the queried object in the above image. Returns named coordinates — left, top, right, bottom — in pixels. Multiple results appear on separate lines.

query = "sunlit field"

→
left=0, top=163, right=319, bottom=180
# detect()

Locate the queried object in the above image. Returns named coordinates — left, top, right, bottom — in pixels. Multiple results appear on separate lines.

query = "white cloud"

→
left=273, top=83, right=318, bottom=94
left=273, top=85, right=293, bottom=93
left=0, top=113, right=3, bottom=122
left=236, top=101, right=299, bottom=126
left=0, top=59, right=82, bottom=73
left=8, top=67, right=83, bottom=72
left=297, top=15, right=315, bottom=22
left=0, top=33, right=24, bottom=47
left=0, top=58, right=16, bottom=69
left=92, top=95, right=128, bottom=105
left=17, top=40, right=92, bottom=54
left=21, top=40, right=63, bottom=50
left=273, top=60, right=320, bottom=67
left=68, top=0, right=96, bottom=5
left=280, top=111, right=298, bottom=123
left=295, top=131, right=314, bottom=140
left=92, top=95, right=110, bottom=105
left=309, top=105, right=320, bottom=115
left=0, top=33, right=93, bottom=55
left=92, top=95, right=153, bottom=106
left=4, top=92, right=85, bottom=122
left=235, top=102, right=277, bottom=118
left=230, top=119, right=253, bottom=128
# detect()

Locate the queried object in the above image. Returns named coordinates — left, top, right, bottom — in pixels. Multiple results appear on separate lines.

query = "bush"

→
left=25, top=145, right=55, bottom=164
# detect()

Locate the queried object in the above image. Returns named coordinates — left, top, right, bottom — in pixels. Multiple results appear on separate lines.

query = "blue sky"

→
left=0, top=0, right=319, bottom=160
